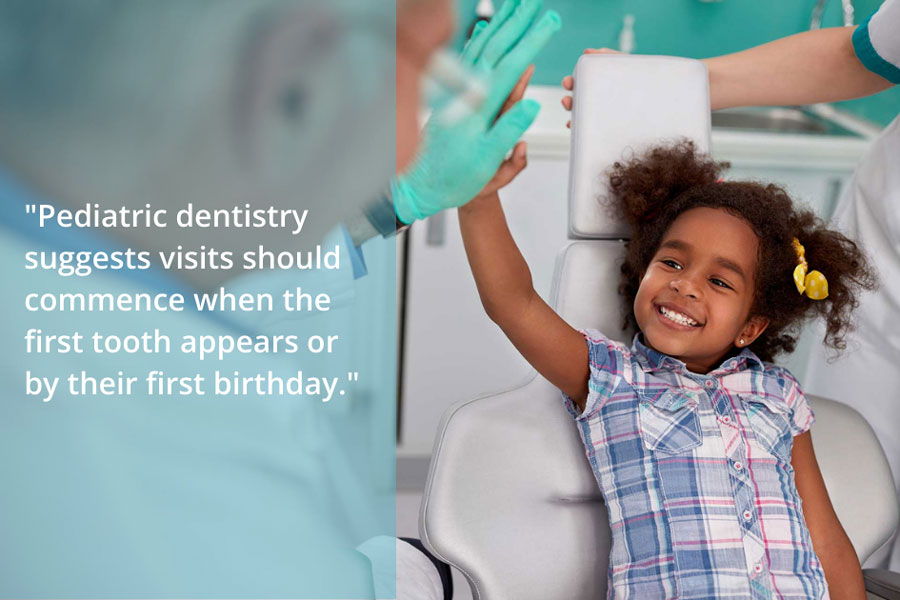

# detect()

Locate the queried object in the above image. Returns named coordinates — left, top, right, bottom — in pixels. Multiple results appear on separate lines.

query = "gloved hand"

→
left=393, top=0, right=562, bottom=225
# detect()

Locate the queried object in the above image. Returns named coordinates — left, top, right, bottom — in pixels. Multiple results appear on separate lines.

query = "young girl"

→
left=459, top=140, right=877, bottom=599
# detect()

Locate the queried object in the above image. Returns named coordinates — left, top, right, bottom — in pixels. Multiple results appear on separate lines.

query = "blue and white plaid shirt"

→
left=563, top=331, right=828, bottom=599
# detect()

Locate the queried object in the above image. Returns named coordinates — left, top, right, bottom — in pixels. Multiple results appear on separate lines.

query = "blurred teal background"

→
left=454, top=0, right=899, bottom=126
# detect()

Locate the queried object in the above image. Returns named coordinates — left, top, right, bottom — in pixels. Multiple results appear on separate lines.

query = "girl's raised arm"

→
left=458, top=188, right=589, bottom=409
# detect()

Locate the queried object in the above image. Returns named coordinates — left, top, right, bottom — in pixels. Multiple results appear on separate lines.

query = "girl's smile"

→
left=654, top=302, right=703, bottom=328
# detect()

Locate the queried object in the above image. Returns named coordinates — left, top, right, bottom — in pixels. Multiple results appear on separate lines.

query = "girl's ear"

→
left=735, top=316, right=769, bottom=348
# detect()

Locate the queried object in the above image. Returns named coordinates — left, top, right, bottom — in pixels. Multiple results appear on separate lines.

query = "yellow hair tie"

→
left=792, top=238, right=828, bottom=300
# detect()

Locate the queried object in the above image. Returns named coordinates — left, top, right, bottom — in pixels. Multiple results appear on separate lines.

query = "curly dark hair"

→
left=607, top=140, right=877, bottom=363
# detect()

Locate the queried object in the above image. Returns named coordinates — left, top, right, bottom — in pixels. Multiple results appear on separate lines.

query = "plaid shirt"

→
left=563, top=331, right=829, bottom=600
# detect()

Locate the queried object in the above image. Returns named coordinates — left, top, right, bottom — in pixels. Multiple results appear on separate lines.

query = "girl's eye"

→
left=710, top=278, right=732, bottom=290
left=661, top=259, right=681, bottom=269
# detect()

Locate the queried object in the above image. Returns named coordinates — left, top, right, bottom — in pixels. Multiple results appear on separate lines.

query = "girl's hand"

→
left=561, top=48, right=620, bottom=128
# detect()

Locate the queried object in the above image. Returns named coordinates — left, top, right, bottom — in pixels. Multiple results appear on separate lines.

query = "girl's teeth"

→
left=661, top=307, right=698, bottom=326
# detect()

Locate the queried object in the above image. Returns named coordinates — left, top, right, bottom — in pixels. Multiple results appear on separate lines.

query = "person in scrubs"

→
left=0, top=2, right=449, bottom=597
left=0, top=0, right=558, bottom=597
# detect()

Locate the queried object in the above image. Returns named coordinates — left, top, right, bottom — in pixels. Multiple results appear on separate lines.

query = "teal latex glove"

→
left=393, top=0, right=562, bottom=225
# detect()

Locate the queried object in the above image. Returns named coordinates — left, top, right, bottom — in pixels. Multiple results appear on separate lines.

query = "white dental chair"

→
left=419, top=55, right=900, bottom=599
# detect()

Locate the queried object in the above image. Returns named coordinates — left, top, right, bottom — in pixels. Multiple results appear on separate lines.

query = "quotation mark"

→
left=25, top=204, right=36, bottom=214
left=338, top=372, right=359, bottom=396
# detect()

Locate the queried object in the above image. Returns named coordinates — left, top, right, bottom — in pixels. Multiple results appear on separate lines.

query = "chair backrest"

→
left=567, top=55, right=710, bottom=238
left=419, top=55, right=900, bottom=599
left=421, top=378, right=898, bottom=599
left=420, top=242, right=623, bottom=600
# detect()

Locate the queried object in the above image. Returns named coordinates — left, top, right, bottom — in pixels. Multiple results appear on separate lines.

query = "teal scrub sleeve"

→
left=852, top=0, right=900, bottom=84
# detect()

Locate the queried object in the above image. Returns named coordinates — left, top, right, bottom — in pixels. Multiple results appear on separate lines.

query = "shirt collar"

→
left=632, top=332, right=765, bottom=377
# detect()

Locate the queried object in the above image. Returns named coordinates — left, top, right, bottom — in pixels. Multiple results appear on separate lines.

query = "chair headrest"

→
left=567, top=55, right=712, bottom=239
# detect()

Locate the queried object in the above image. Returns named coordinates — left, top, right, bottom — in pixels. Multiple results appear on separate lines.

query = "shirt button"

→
left=704, top=380, right=714, bottom=388
left=733, top=461, right=743, bottom=471
left=753, top=563, right=763, bottom=573
left=722, top=416, right=731, bottom=424
left=743, top=510, right=753, bottom=521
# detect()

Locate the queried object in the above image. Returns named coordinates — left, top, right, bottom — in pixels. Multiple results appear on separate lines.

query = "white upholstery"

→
left=551, top=241, right=629, bottom=339
left=567, top=55, right=710, bottom=239
left=420, top=241, right=631, bottom=600
left=425, top=251, right=900, bottom=599
left=422, top=384, right=898, bottom=599
left=422, top=376, right=610, bottom=599
left=807, top=398, right=898, bottom=563
left=420, top=55, right=900, bottom=599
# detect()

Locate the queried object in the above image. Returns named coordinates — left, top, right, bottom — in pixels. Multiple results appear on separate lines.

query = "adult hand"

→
left=393, top=0, right=562, bottom=225
left=471, top=63, right=535, bottom=201
left=561, top=47, right=619, bottom=128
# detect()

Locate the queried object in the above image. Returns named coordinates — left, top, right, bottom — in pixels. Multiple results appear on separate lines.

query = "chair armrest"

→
left=864, top=569, right=900, bottom=600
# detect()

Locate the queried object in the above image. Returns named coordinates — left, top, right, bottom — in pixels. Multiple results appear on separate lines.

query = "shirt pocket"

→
left=742, top=394, right=793, bottom=464
left=638, top=390, right=703, bottom=455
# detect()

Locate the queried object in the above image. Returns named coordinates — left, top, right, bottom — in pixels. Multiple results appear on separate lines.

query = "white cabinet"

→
left=725, top=167, right=849, bottom=220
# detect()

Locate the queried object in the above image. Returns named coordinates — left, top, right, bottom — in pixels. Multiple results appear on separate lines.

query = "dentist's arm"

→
left=459, top=185, right=589, bottom=408
left=702, top=27, right=893, bottom=110
left=561, top=25, right=894, bottom=116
